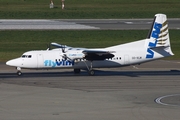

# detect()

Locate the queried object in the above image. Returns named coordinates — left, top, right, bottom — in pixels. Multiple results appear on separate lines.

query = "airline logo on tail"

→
left=146, top=14, right=170, bottom=59
left=146, top=22, right=162, bottom=58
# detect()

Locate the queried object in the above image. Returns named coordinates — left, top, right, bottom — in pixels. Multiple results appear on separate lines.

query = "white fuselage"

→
left=6, top=39, right=171, bottom=70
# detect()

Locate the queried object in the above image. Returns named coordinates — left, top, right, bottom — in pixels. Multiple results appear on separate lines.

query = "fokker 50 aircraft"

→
left=6, top=14, right=174, bottom=76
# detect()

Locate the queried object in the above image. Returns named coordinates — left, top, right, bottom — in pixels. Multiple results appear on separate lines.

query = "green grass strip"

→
left=0, top=30, right=179, bottom=62
left=0, top=0, right=180, bottom=19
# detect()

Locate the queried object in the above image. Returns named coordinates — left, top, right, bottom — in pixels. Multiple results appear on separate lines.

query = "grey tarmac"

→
left=0, top=18, right=180, bottom=30
left=0, top=60, right=180, bottom=120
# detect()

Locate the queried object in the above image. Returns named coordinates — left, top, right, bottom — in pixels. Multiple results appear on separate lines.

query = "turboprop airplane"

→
left=6, top=14, right=174, bottom=76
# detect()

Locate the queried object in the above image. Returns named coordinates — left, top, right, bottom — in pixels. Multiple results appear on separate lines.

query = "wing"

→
left=51, top=43, right=114, bottom=61
left=51, top=42, right=71, bottom=48
left=82, top=50, right=115, bottom=61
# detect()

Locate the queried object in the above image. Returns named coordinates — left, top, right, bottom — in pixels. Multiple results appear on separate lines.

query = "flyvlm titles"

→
left=44, top=59, right=74, bottom=67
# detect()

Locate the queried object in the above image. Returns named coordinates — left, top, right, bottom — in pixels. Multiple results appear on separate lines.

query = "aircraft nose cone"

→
left=6, top=59, right=21, bottom=67
left=6, top=60, right=14, bottom=66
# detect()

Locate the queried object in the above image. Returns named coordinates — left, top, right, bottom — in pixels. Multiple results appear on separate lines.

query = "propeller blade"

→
left=51, top=42, right=63, bottom=48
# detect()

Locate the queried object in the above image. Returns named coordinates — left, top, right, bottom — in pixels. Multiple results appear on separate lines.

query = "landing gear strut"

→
left=84, top=61, right=95, bottom=76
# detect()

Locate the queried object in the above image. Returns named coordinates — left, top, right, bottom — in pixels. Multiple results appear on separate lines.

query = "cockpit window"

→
left=28, top=55, right=32, bottom=58
left=21, top=55, right=26, bottom=58
left=21, top=55, right=32, bottom=58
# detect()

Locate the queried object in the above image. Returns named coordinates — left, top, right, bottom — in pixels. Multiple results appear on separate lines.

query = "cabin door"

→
left=37, top=54, right=44, bottom=68
left=124, top=55, right=129, bottom=65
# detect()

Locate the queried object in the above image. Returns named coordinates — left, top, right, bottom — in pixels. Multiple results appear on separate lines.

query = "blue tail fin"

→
left=146, top=14, right=174, bottom=58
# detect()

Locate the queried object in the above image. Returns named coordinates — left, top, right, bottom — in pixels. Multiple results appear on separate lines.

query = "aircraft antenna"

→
left=62, top=45, right=65, bottom=53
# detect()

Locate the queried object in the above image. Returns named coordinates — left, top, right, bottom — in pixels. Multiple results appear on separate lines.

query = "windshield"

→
left=21, top=55, right=32, bottom=58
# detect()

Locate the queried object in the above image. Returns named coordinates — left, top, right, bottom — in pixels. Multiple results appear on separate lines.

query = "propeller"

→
left=51, top=42, right=67, bottom=53
left=51, top=42, right=63, bottom=48
left=61, top=54, right=72, bottom=61
left=62, top=45, right=66, bottom=53
left=62, top=54, right=67, bottom=60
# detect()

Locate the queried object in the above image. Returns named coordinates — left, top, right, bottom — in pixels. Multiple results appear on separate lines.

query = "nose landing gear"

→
left=16, top=67, right=22, bottom=76
left=17, top=71, right=22, bottom=76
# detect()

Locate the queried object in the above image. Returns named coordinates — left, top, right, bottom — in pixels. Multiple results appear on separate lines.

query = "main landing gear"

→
left=84, top=61, right=95, bottom=76
left=74, top=61, right=95, bottom=76
left=88, top=69, right=95, bottom=76
left=74, top=68, right=95, bottom=76
left=74, top=69, right=81, bottom=74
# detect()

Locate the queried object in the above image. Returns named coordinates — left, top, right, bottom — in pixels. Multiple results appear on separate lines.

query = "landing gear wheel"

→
left=17, top=71, right=22, bottom=76
left=89, top=70, right=95, bottom=76
left=74, top=69, right=81, bottom=74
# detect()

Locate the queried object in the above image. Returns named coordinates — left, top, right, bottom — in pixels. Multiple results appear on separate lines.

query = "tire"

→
left=74, top=69, right=81, bottom=74
left=89, top=70, right=95, bottom=76
left=17, top=71, right=22, bottom=76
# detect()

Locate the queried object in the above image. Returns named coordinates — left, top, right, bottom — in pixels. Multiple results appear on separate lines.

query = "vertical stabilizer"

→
left=146, top=14, right=174, bottom=58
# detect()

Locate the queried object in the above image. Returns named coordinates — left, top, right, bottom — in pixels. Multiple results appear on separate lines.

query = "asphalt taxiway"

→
left=1, top=18, right=180, bottom=30
left=0, top=60, right=180, bottom=120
